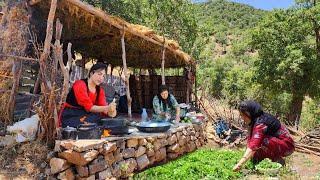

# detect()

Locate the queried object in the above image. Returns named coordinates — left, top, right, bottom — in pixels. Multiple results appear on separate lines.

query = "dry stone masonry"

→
left=49, top=123, right=207, bottom=179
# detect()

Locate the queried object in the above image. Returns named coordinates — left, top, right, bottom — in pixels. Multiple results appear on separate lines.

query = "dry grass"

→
left=0, top=140, right=49, bottom=177
left=0, top=92, right=10, bottom=124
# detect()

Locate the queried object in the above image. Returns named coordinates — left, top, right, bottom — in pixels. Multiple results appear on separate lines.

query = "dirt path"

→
left=290, top=152, right=320, bottom=179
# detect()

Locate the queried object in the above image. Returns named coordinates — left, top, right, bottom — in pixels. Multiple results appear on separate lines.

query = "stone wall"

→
left=49, top=123, right=207, bottom=180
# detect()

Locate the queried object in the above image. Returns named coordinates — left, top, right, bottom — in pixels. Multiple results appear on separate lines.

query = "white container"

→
left=141, top=108, right=148, bottom=121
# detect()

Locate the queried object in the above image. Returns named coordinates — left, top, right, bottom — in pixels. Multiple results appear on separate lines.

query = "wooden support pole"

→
left=58, top=42, right=72, bottom=108
left=7, top=60, right=23, bottom=123
left=121, top=29, right=132, bottom=118
left=161, top=42, right=166, bottom=85
left=39, top=0, right=57, bottom=91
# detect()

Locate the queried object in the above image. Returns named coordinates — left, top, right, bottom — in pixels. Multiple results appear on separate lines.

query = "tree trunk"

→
left=288, top=92, right=304, bottom=129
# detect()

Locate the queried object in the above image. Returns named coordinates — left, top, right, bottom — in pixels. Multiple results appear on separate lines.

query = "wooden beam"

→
left=0, top=54, right=38, bottom=61
left=161, top=41, right=166, bottom=85
left=121, top=29, right=132, bottom=118
left=64, top=33, right=114, bottom=42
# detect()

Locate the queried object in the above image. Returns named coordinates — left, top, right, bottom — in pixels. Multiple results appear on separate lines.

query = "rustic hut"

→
left=0, top=0, right=196, bottom=122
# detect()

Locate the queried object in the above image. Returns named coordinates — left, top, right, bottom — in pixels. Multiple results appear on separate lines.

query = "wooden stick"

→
left=39, top=0, right=57, bottom=91
left=0, top=54, right=38, bottom=62
left=59, top=42, right=72, bottom=107
left=296, top=143, right=320, bottom=152
left=121, top=28, right=132, bottom=118
left=161, top=40, right=166, bottom=85
left=7, top=61, right=23, bottom=122
left=296, top=145, right=320, bottom=156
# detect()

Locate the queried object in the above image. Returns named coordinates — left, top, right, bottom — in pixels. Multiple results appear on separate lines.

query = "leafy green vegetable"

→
left=133, top=149, right=253, bottom=180
left=181, top=117, right=192, bottom=123
left=256, top=158, right=282, bottom=170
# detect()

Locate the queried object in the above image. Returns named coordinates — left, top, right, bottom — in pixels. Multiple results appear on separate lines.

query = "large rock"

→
left=104, top=152, right=116, bottom=166
left=50, top=158, right=70, bottom=174
left=103, top=142, right=117, bottom=154
left=176, top=132, right=182, bottom=139
left=159, top=138, right=168, bottom=147
left=97, top=168, right=112, bottom=180
left=167, top=153, right=178, bottom=159
left=178, top=136, right=187, bottom=146
left=59, top=150, right=99, bottom=166
left=122, top=148, right=135, bottom=158
left=57, top=168, right=75, bottom=180
left=60, top=140, right=104, bottom=152
left=167, top=134, right=177, bottom=145
left=111, top=163, right=121, bottom=178
left=146, top=137, right=156, bottom=143
left=155, top=148, right=166, bottom=162
left=195, top=140, right=201, bottom=148
left=116, top=140, right=126, bottom=150
left=127, top=138, right=138, bottom=148
left=136, top=154, right=149, bottom=170
left=139, top=139, right=147, bottom=146
left=88, top=156, right=107, bottom=175
left=113, top=148, right=123, bottom=162
left=75, top=165, right=89, bottom=177
left=149, top=156, right=156, bottom=165
left=146, top=148, right=155, bottom=157
left=75, top=175, right=95, bottom=180
left=167, top=143, right=180, bottom=153
left=135, top=146, right=146, bottom=158
left=195, top=132, right=200, bottom=137
left=119, top=158, right=137, bottom=175
left=153, top=139, right=162, bottom=151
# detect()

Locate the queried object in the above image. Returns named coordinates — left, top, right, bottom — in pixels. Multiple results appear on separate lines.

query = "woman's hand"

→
left=175, top=115, right=180, bottom=123
left=232, top=163, right=242, bottom=172
left=107, top=102, right=117, bottom=117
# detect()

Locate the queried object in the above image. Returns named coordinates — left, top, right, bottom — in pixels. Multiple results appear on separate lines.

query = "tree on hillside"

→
left=251, top=9, right=320, bottom=126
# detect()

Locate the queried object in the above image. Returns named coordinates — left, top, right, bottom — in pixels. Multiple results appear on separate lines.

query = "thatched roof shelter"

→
left=31, top=0, right=194, bottom=69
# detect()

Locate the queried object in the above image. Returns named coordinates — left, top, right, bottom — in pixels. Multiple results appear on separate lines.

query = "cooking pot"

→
left=61, top=126, right=77, bottom=140
left=135, top=120, right=171, bottom=133
left=100, top=118, right=129, bottom=135
left=77, top=123, right=101, bottom=139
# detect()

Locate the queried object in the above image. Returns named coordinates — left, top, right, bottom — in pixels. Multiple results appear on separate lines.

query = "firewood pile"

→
left=197, top=94, right=247, bottom=148
left=295, top=127, right=320, bottom=156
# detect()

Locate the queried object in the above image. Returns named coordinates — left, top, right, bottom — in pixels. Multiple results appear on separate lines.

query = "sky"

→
left=192, top=0, right=296, bottom=10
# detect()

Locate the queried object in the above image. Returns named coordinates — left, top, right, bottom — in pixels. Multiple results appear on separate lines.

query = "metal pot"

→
left=136, top=120, right=171, bottom=133
left=77, top=123, right=101, bottom=139
left=101, top=118, right=129, bottom=135
left=61, top=126, right=77, bottom=140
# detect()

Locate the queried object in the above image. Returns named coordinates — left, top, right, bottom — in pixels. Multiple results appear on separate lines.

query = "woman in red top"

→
left=59, top=63, right=117, bottom=128
left=233, top=100, right=294, bottom=171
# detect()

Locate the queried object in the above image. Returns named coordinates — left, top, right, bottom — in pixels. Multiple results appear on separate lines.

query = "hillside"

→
left=195, top=0, right=267, bottom=58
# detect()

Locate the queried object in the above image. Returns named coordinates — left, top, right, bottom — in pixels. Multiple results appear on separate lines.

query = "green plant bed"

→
left=133, top=149, right=254, bottom=180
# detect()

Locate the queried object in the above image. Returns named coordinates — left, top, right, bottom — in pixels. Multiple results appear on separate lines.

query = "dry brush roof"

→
left=33, top=0, right=195, bottom=68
